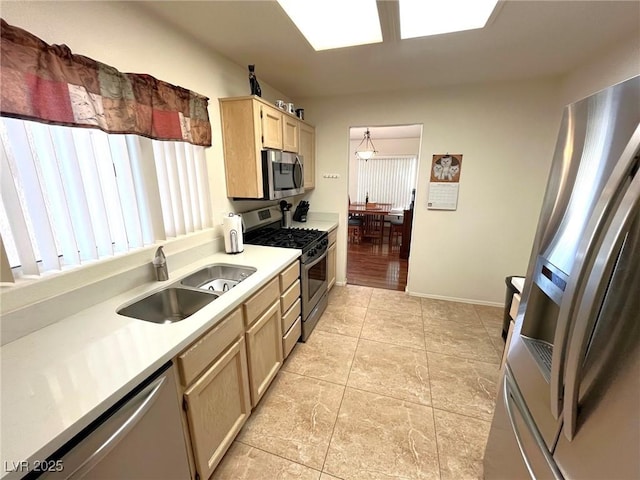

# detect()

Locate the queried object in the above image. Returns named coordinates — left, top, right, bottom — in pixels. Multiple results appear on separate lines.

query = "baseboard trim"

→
left=406, top=291, right=503, bottom=308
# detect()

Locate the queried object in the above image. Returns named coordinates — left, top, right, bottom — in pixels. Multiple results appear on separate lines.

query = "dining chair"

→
left=362, top=213, right=384, bottom=244
left=389, top=216, right=403, bottom=248
left=348, top=215, right=363, bottom=243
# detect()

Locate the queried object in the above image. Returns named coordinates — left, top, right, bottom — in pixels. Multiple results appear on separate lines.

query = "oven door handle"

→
left=303, top=249, right=327, bottom=271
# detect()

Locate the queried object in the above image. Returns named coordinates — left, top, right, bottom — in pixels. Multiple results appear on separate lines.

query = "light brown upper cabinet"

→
left=282, top=115, right=299, bottom=153
left=261, top=103, right=284, bottom=149
left=299, top=122, right=315, bottom=190
left=219, top=96, right=315, bottom=198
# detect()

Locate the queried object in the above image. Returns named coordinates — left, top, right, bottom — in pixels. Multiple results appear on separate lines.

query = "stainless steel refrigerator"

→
left=484, top=75, right=640, bottom=479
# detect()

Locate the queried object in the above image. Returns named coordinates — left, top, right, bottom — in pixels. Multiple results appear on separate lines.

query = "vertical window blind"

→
left=0, top=117, right=211, bottom=278
left=356, top=156, right=418, bottom=209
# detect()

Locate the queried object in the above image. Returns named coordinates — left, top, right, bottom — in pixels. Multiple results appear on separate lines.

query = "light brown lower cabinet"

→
left=327, top=242, right=336, bottom=290
left=327, top=227, right=337, bottom=291
left=245, top=300, right=283, bottom=407
left=183, top=335, right=251, bottom=479
left=175, top=268, right=296, bottom=479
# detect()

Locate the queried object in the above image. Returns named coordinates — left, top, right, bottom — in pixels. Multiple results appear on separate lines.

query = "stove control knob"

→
left=309, top=249, right=316, bottom=257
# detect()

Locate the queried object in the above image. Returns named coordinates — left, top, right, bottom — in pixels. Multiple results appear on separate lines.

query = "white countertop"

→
left=0, top=245, right=300, bottom=479
left=511, top=276, right=525, bottom=293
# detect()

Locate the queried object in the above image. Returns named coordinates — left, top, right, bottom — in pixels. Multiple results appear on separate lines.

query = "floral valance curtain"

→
left=0, top=19, right=212, bottom=147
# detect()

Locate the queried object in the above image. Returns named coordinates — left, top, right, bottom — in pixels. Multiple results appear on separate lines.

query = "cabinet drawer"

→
left=280, top=279, right=300, bottom=314
left=283, top=316, right=301, bottom=359
left=178, top=308, right=244, bottom=387
left=328, top=227, right=337, bottom=246
left=279, top=261, right=300, bottom=292
left=282, top=298, right=301, bottom=333
left=243, top=277, right=279, bottom=326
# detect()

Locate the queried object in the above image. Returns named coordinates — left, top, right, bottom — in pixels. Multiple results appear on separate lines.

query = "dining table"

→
left=348, top=203, right=392, bottom=243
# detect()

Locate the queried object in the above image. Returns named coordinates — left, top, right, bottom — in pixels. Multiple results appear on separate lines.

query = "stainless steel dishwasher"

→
left=33, top=362, right=191, bottom=479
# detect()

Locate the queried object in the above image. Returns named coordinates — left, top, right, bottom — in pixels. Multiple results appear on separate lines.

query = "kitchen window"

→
left=0, top=20, right=213, bottom=281
left=0, top=117, right=212, bottom=279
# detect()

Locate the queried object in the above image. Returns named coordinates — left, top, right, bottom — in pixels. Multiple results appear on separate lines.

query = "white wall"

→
left=299, top=30, right=639, bottom=305
left=299, top=79, right=562, bottom=304
left=559, top=35, right=640, bottom=105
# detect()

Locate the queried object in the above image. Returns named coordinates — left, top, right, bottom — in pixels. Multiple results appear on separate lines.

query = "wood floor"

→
left=346, top=233, right=408, bottom=291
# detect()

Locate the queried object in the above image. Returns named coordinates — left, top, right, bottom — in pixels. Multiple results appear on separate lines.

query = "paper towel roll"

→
left=223, top=214, right=244, bottom=254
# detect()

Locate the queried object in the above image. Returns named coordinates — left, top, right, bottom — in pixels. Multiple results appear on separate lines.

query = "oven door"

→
left=264, top=150, right=304, bottom=200
left=301, top=251, right=327, bottom=321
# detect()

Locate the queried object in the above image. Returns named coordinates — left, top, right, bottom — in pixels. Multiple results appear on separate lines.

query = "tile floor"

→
left=212, top=285, right=504, bottom=480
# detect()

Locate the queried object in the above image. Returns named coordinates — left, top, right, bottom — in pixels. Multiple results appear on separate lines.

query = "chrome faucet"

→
left=153, top=246, right=168, bottom=281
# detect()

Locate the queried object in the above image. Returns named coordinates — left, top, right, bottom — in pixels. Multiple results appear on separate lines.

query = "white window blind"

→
left=0, top=117, right=212, bottom=279
left=356, top=155, right=417, bottom=209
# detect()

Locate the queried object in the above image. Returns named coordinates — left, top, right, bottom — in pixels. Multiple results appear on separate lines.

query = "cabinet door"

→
left=246, top=300, right=283, bottom=407
left=183, top=336, right=251, bottom=480
left=299, top=122, right=315, bottom=189
left=327, top=241, right=337, bottom=291
left=283, top=116, right=299, bottom=153
left=261, top=104, right=283, bottom=150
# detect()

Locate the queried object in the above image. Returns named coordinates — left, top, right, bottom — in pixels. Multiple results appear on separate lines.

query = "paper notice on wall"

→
left=428, top=154, right=462, bottom=210
left=428, top=183, right=459, bottom=210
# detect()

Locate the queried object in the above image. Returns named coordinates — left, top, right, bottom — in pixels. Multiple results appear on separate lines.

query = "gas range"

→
left=244, top=226, right=328, bottom=262
left=242, top=208, right=328, bottom=263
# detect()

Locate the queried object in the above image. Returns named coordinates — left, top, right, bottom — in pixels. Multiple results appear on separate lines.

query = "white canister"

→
left=223, top=213, right=244, bottom=254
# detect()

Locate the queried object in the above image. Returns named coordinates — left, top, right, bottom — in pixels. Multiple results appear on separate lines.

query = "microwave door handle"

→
left=563, top=172, right=639, bottom=441
left=550, top=128, right=640, bottom=420
left=293, top=156, right=303, bottom=189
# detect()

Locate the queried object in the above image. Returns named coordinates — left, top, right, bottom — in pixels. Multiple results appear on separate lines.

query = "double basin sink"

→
left=117, top=264, right=256, bottom=324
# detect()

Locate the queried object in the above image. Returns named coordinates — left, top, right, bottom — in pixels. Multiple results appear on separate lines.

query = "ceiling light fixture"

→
left=355, top=129, right=378, bottom=161
left=399, top=0, right=499, bottom=39
left=277, top=0, right=382, bottom=51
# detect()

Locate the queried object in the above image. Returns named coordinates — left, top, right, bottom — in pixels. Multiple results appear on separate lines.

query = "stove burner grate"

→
left=245, top=227, right=325, bottom=251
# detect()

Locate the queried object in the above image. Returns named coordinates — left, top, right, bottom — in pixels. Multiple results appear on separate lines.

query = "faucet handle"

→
left=153, top=246, right=168, bottom=281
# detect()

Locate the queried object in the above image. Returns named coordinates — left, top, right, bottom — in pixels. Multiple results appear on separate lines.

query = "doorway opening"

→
left=346, top=124, right=421, bottom=291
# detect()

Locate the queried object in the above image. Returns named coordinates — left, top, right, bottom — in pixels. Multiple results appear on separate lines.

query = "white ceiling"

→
left=137, top=0, right=639, bottom=99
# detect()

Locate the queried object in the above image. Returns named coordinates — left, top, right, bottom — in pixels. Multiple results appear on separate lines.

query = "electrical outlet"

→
left=322, top=174, right=340, bottom=179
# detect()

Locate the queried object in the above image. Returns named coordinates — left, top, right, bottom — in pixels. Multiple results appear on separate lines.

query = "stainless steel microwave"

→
left=260, top=150, right=304, bottom=200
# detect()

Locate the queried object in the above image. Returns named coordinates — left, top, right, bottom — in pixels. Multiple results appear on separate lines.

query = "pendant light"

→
left=355, top=128, right=378, bottom=161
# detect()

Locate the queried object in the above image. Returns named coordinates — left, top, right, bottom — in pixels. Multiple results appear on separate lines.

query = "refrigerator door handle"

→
left=503, top=367, right=565, bottom=480
left=549, top=125, right=640, bottom=420
left=563, top=171, right=640, bottom=441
